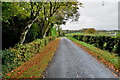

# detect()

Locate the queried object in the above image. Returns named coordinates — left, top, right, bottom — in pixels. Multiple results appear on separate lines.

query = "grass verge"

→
left=67, top=37, right=120, bottom=77
left=4, top=38, right=60, bottom=79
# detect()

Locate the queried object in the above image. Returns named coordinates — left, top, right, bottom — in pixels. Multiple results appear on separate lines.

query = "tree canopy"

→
left=2, top=1, right=82, bottom=49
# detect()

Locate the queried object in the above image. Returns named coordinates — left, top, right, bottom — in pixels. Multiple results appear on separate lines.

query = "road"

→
left=44, top=37, right=116, bottom=78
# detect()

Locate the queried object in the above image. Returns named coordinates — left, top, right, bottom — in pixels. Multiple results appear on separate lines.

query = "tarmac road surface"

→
left=44, top=37, right=117, bottom=78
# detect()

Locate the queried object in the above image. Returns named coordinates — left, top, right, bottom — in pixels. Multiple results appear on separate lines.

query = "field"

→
left=65, top=32, right=109, bottom=36
left=65, top=31, right=120, bottom=39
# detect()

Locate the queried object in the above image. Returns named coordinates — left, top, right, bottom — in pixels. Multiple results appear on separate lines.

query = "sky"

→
left=60, top=0, right=119, bottom=30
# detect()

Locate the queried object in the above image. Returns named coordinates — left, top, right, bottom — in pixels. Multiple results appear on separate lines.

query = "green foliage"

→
left=2, top=2, right=30, bottom=49
left=73, top=35, right=120, bottom=56
left=47, top=26, right=58, bottom=37
left=51, top=27, right=58, bottom=36
left=25, top=23, right=41, bottom=43
left=2, top=2, right=30, bottom=23
left=84, top=28, right=97, bottom=34
left=2, top=36, right=55, bottom=75
left=116, top=32, right=120, bottom=39
left=2, top=2, right=80, bottom=48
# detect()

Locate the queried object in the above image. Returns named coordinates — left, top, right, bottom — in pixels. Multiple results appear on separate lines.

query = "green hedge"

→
left=2, top=36, right=56, bottom=75
left=73, top=35, right=120, bottom=56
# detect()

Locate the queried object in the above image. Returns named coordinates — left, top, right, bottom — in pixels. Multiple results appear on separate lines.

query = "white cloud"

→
left=61, top=1, right=119, bottom=30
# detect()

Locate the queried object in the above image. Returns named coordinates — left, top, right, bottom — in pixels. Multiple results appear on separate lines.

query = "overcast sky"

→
left=61, top=0, right=119, bottom=30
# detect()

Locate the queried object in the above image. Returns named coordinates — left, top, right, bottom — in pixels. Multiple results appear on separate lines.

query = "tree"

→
left=84, top=28, right=97, bottom=34
left=18, top=2, right=80, bottom=44
left=41, top=2, right=80, bottom=37
left=2, top=2, right=30, bottom=49
left=19, top=2, right=45, bottom=44
left=2, top=1, right=81, bottom=47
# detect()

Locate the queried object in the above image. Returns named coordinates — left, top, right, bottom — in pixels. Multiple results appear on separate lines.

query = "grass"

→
left=65, top=32, right=110, bottom=36
left=4, top=38, right=60, bottom=79
left=67, top=37, right=120, bottom=76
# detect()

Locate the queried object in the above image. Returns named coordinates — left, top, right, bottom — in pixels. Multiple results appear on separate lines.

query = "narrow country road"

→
left=44, top=37, right=116, bottom=78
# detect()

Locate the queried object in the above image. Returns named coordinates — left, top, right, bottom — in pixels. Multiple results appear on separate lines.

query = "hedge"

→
left=73, top=35, right=120, bottom=56
left=2, top=36, right=56, bottom=75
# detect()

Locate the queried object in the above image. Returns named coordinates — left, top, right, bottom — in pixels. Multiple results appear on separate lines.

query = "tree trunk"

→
left=58, top=26, right=60, bottom=36
left=19, top=18, right=37, bottom=44
left=43, top=26, right=50, bottom=38
left=42, top=22, right=53, bottom=38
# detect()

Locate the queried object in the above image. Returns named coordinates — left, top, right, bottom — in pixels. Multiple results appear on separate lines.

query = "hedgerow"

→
left=73, top=35, right=120, bottom=56
left=2, top=36, right=56, bottom=75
